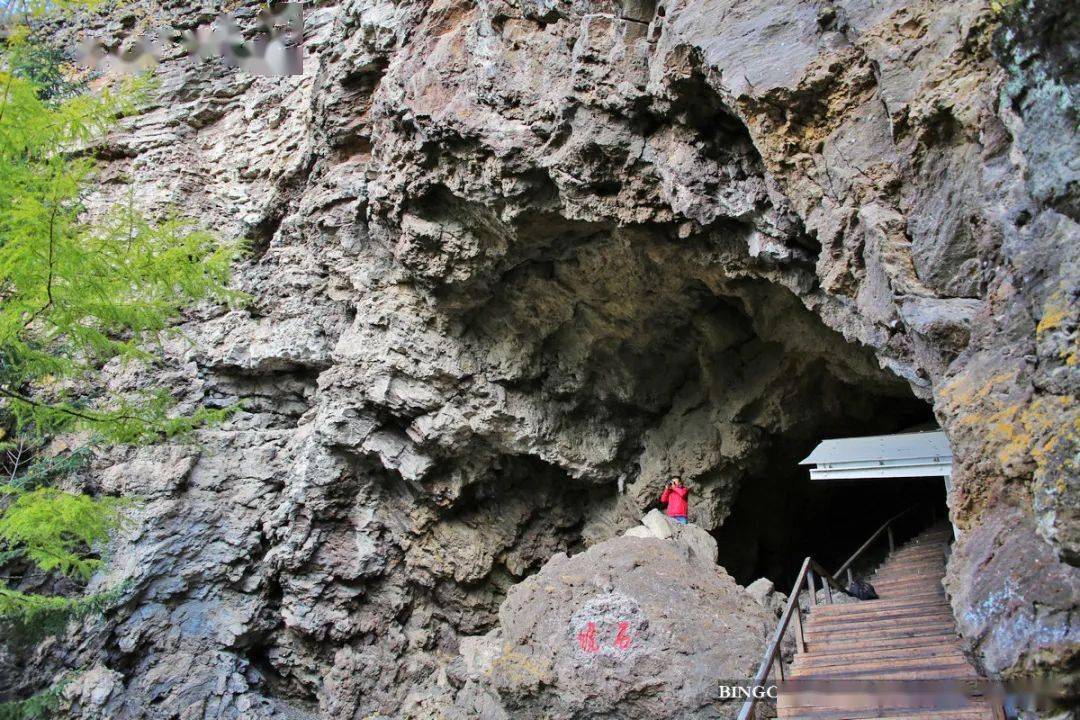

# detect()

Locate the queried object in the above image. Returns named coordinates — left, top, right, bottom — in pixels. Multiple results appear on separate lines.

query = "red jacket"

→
left=660, top=485, right=690, bottom=518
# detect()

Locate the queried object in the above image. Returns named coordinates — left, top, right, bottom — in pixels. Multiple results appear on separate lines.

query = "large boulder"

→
left=458, top=534, right=771, bottom=719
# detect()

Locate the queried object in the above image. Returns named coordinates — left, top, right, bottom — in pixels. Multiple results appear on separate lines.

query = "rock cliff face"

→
left=5, top=0, right=1077, bottom=717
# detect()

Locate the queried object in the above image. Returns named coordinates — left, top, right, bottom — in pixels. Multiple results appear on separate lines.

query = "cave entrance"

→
left=714, top=419, right=952, bottom=588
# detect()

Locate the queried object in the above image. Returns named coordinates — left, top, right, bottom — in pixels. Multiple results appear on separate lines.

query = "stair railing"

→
left=735, top=505, right=924, bottom=720
left=832, top=504, right=925, bottom=586
left=736, top=556, right=848, bottom=720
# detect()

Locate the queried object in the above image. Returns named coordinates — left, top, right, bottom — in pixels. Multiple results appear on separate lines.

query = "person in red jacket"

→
left=660, top=477, right=690, bottom=524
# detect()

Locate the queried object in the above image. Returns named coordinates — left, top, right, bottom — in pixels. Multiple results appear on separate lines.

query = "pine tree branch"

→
left=6, top=438, right=27, bottom=483
left=22, top=180, right=61, bottom=331
left=0, top=385, right=140, bottom=425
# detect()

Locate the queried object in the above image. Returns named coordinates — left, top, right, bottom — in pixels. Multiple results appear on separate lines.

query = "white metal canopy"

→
left=799, top=430, right=953, bottom=481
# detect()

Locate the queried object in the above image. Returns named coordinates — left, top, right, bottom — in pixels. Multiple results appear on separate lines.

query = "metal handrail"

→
left=736, top=557, right=809, bottom=720
left=736, top=557, right=818, bottom=720
left=735, top=506, right=925, bottom=720
left=833, top=504, right=920, bottom=585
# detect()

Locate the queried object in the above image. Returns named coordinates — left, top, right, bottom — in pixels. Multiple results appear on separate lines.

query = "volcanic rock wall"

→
left=6, top=0, right=1078, bottom=718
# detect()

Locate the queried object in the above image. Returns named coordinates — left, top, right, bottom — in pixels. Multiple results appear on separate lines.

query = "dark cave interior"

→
left=713, top=402, right=950, bottom=589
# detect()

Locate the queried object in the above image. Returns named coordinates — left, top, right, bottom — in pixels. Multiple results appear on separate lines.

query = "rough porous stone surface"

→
left=626, top=508, right=719, bottom=565
left=446, top=535, right=771, bottom=719
left=1, top=0, right=1076, bottom=717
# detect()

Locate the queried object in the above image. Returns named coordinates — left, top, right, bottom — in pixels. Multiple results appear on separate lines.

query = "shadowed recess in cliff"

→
left=417, top=455, right=608, bottom=633
left=713, top=398, right=944, bottom=587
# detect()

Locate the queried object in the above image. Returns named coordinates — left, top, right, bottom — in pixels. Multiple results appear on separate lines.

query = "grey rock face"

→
left=945, top=504, right=1080, bottom=678
left=3, top=0, right=1076, bottom=717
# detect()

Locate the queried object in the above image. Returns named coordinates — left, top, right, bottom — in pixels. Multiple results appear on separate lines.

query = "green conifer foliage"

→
left=0, top=0, right=242, bottom=672
left=0, top=41, right=244, bottom=440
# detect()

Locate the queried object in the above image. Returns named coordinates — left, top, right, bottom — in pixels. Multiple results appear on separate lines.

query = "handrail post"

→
left=793, top=604, right=806, bottom=653
left=833, top=504, right=920, bottom=580
left=846, top=567, right=853, bottom=587
left=806, top=568, right=817, bottom=607
left=774, top=654, right=785, bottom=681
left=737, top=558, right=812, bottom=720
left=822, top=576, right=833, bottom=604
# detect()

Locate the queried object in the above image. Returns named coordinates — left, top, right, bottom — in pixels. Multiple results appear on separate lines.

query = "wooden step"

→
left=807, top=604, right=953, bottom=624
left=771, top=524, right=997, bottom=720
left=875, top=569, right=946, bottom=580
left=807, top=633, right=961, bottom=654
left=884, top=545, right=946, bottom=556
left=807, top=595, right=950, bottom=621
left=884, top=548, right=947, bottom=561
left=875, top=563, right=946, bottom=574
left=792, top=644, right=969, bottom=668
left=874, top=567, right=945, bottom=579
left=805, top=629, right=959, bottom=647
left=809, top=592, right=948, bottom=614
left=876, top=574, right=946, bottom=587
left=792, top=667, right=981, bottom=683
left=894, top=540, right=951, bottom=552
left=888, top=551, right=949, bottom=561
left=805, top=631, right=963, bottom=653
left=807, top=608, right=955, bottom=626
left=793, top=650, right=970, bottom=671
left=872, top=583, right=945, bottom=593
left=778, top=704, right=994, bottom=719
left=870, top=579, right=945, bottom=591
left=806, top=623, right=957, bottom=645
left=890, top=542, right=948, bottom=554
left=884, top=547, right=949, bottom=561
left=910, top=530, right=953, bottom=539
left=874, top=585, right=943, bottom=596
left=876, top=565, right=946, bottom=577
left=778, top=691, right=992, bottom=712
left=877, top=560, right=945, bottom=574
left=812, top=608, right=954, bottom=626
left=812, top=613, right=954, bottom=634
left=794, top=656, right=980, bottom=677
left=871, top=585, right=945, bottom=596
left=874, top=576, right=944, bottom=586
left=876, top=570, right=944, bottom=578
left=797, top=632, right=964, bottom=653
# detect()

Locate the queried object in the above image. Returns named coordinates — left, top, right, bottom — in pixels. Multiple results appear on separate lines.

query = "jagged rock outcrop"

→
left=1, top=0, right=1076, bottom=717
left=623, top=508, right=720, bottom=565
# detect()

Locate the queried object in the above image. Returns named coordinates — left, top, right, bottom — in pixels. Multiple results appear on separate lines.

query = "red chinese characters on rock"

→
left=614, top=621, right=632, bottom=650
left=576, top=621, right=633, bottom=654
left=577, top=622, right=599, bottom=653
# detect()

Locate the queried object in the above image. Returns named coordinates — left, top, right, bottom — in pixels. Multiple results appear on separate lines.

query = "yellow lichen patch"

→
left=987, top=395, right=1077, bottom=475
left=1028, top=398, right=1080, bottom=467
left=937, top=367, right=1076, bottom=484
left=938, top=369, right=1021, bottom=413
left=986, top=403, right=1031, bottom=471
left=1035, top=288, right=1075, bottom=336
left=489, top=643, right=550, bottom=684
left=1036, top=305, right=1070, bottom=335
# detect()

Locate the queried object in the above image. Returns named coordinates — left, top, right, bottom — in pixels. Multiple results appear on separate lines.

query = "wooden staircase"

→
left=777, top=524, right=998, bottom=720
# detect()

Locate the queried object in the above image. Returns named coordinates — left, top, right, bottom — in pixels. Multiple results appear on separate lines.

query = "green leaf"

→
left=0, top=487, right=125, bottom=580
left=0, top=674, right=68, bottom=720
